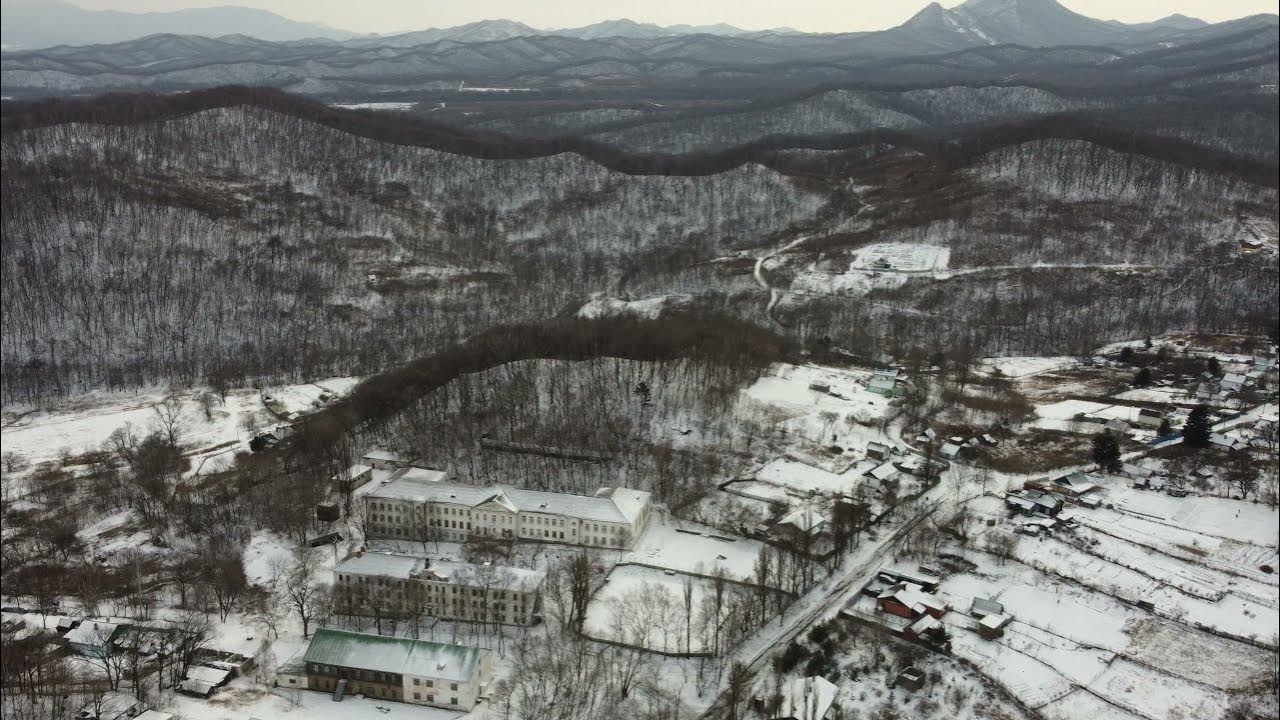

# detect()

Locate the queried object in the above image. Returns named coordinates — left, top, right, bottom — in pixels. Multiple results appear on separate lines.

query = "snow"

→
left=755, top=457, right=856, bottom=496
left=330, top=102, right=418, bottom=110
left=164, top=678, right=466, bottom=720
left=625, top=512, right=765, bottom=581
left=848, top=242, right=950, bottom=273
left=582, top=565, right=725, bottom=654
left=978, top=356, right=1076, bottom=379
left=576, top=294, right=693, bottom=320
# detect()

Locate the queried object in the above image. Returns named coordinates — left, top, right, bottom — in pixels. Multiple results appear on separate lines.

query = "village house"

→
left=760, top=675, right=839, bottom=720
left=333, top=552, right=545, bottom=626
left=363, top=477, right=651, bottom=549
left=877, top=582, right=948, bottom=620
left=878, top=564, right=942, bottom=591
left=978, top=613, right=1013, bottom=639
left=1049, top=472, right=1100, bottom=498
left=865, top=442, right=892, bottom=461
left=1135, top=408, right=1165, bottom=429
left=64, top=620, right=128, bottom=658
left=939, top=442, right=964, bottom=461
left=1005, top=489, right=1062, bottom=516
left=302, top=628, right=492, bottom=711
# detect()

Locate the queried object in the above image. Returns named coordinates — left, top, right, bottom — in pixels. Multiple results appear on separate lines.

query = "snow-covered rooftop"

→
left=334, top=552, right=545, bottom=591
left=366, top=479, right=649, bottom=524
left=302, top=628, right=486, bottom=683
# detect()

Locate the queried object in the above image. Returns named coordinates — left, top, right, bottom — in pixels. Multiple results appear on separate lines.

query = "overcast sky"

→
left=67, top=0, right=1280, bottom=33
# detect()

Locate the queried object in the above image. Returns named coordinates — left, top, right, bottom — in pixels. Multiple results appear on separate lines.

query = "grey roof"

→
left=303, top=628, right=485, bottom=683
left=971, top=597, right=1004, bottom=617
left=367, top=478, right=649, bottom=524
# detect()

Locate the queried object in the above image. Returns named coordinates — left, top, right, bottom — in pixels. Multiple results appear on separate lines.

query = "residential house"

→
left=1050, top=472, right=1099, bottom=498
left=64, top=620, right=128, bottom=658
left=866, top=442, right=892, bottom=461
left=764, top=676, right=838, bottom=720
left=302, top=628, right=492, bottom=711
left=1220, top=373, right=1248, bottom=393
left=978, top=613, right=1012, bottom=639
left=939, top=442, right=963, bottom=461
left=72, top=691, right=142, bottom=720
left=866, top=376, right=900, bottom=397
left=903, top=613, right=942, bottom=640
left=333, top=553, right=545, bottom=626
left=1135, top=408, right=1164, bottom=429
left=364, top=478, right=651, bottom=549
left=877, top=582, right=948, bottom=620
left=1005, top=490, right=1062, bottom=516
left=879, top=564, right=942, bottom=591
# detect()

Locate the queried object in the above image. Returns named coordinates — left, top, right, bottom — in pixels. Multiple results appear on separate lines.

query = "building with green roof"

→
left=301, top=628, right=491, bottom=710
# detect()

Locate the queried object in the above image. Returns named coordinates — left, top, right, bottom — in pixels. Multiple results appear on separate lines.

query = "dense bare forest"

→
left=2, top=90, right=1276, bottom=402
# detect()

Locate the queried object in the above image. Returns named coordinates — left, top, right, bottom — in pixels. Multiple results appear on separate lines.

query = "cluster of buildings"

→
left=282, top=449, right=654, bottom=712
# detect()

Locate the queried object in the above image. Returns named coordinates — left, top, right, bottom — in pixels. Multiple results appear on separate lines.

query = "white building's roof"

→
left=334, top=553, right=426, bottom=579
left=64, top=620, right=123, bottom=647
left=303, top=628, right=485, bottom=683
left=362, top=450, right=403, bottom=462
left=367, top=478, right=649, bottom=524
left=773, top=676, right=838, bottom=720
left=878, top=581, right=946, bottom=615
left=867, top=462, right=897, bottom=481
left=186, top=664, right=231, bottom=685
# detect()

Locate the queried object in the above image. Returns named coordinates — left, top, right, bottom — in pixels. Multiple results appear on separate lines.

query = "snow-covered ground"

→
left=624, top=511, right=766, bottom=581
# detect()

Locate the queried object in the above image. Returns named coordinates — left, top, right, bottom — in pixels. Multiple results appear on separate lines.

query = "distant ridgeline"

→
left=3, top=86, right=1275, bottom=187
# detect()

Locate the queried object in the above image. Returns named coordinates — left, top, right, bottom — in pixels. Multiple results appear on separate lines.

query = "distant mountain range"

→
left=0, top=1, right=798, bottom=51
left=0, top=0, right=355, bottom=49
left=2, top=0, right=1275, bottom=98
left=0, top=0, right=1236, bottom=52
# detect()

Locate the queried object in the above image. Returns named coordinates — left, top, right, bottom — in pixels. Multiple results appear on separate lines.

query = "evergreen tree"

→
left=1133, top=367, right=1153, bottom=387
left=1158, top=418, right=1173, bottom=437
left=1092, top=432, right=1122, bottom=472
left=1206, top=357, right=1222, bottom=376
left=1183, top=406, right=1213, bottom=448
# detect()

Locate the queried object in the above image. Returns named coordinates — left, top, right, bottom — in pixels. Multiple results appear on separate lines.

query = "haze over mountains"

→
left=2, top=0, right=1275, bottom=99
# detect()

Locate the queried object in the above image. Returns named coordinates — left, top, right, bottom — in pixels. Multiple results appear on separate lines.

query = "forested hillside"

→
left=2, top=90, right=1275, bottom=403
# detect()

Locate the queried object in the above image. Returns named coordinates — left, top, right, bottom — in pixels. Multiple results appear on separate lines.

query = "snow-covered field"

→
left=848, top=242, right=950, bottom=273
left=624, top=512, right=766, bottom=581
left=582, top=564, right=726, bottom=655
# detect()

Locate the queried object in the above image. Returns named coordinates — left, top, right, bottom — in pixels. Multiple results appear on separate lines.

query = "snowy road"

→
left=753, top=236, right=809, bottom=323
left=698, top=484, right=947, bottom=718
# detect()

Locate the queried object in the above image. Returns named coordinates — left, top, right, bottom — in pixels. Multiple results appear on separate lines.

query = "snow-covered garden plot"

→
left=948, top=628, right=1074, bottom=709
left=1111, top=387, right=1190, bottom=404
left=1003, top=529, right=1279, bottom=643
left=582, top=564, right=726, bottom=655
left=1092, top=657, right=1231, bottom=720
left=1031, top=399, right=1158, bottom=432
left=977, top=356, right=1077, bottom=379
left=739, top=363, right=894, bottom=447
left=262, top=376, right=358, bottom=417
left=754, top=457, right=858, bottom=496
left=1101, top=481, right=1279, bottom=547
left=849, top=243, right=950, bottom=273
left=1039, top=689, right=1145, bottom=720
left=625, top=514, right=765, bottom=582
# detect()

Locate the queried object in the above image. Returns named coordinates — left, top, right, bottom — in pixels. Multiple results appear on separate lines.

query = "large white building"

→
left=333, top=552, right=545, bottom=626
left=363, top=476, right=651, bottom=549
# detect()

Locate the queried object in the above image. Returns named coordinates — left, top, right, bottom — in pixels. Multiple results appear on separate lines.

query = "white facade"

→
left=364, top=479, right=651, bottom=549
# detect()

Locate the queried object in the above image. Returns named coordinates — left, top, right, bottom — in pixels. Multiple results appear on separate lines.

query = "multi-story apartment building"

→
left=333, top=552, right=545, bottom=626
left=363, top=477, right=651, bottom=549
left=302, top=628, right=491, bottom=711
